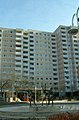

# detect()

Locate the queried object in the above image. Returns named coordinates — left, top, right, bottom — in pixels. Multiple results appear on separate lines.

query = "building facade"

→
left=54, top=25, right=79, bottom=96
left=15, top=29, right=59, bottom=93
left=0, top=28, right=16, bottom=92
left=0, top=26, right=79, bottom=97
left=15, top=29, right=58, bottom=91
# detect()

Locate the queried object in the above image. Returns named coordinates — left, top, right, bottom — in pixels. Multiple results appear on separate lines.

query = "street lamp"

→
left=68, top=13, right=78, bottom=35
left=68, top=7, right=79, bottom=35
left=68, top=7, right=79, bottom=97
left=35, top=86, right=37, bottom=103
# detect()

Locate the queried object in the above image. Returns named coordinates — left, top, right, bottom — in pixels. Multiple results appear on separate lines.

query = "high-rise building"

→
left=0, top=25, right=79, bottom=97
left=0, top=28, right=16, bottom=91
left=15, top=29, right=59, bottom=92
left=54, top=25, right=79, bottom=96
left=0, top=28, right=58, bottom=92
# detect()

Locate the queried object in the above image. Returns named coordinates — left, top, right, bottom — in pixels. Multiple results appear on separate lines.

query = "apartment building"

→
left=54, top=25, right=79, bottom=96
left=0, top=26, right=79, bottom=97
left=0, top=28, right=16, bottom=91
left=15, top=29, right=58, bottom=91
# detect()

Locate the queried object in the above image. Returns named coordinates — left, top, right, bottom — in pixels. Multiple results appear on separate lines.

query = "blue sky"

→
left=0, top=0, right=79, bottom=32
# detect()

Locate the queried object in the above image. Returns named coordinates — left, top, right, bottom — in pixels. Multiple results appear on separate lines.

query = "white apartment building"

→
left=0, top=28, right=56, bottom=93
left=0, top=26, right=79, bottom=97
left=54, top=25, right=79, bottom=96
left=15, top=29, right=58, bottom=91
left=0, top=28, right=16, bottom=91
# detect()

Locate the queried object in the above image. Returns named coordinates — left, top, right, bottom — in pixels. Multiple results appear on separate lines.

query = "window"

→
left=16, top=65, right=21, bottom=67
left=36, top=33, right=38, bottom=35
left=61, top=31, right=65, bottom=34
left=29, top=32, right=33, bottom=34
left=61, top=27, right=65, bottom=30
left=62, top=35, right=66, bottom=38
left=16, top=50, right=21, bottom=52
left=23, top=66, right=28, bottom=68
left=16, top=60, right=21, bottom=62
left=23, top=56, right=28, bottom=58
left=30, top=40, right=34, bottom=42
left=30, top=58, right=34, bottom=60
left=54, top=73, right=57, bottom=75
left=23, top=51, right=28, bottom=53
left=23, top=37, right=28, bottom=39
left=30, top=45, right=34, bottom=47
left=23, top=42, right=28, bottom=44
left=23, top=71, right=28, bottom=73
left=30, top=72, right=34, bottom=75
left=30, top=63, right=34, bottom=65
left=4, top=50, right=7, bottom=52
left=23, top=61, right=28, bottom=63
left=10, top=45, right=13, bottom=47
left=30, top=36, right=34, bottom=38
left=73, top=36, right=77, bottom=38
left=23, top=33, right=28, bottom=35
left=23, top=46, right=28, bottom=49
left=30, top=49, right=34, bottom=51
left=16, top=55, right=21, bottom=57
left=3, top=54, right=7, bottom=57
left=54, top=78, right=58, bottom=80
left=66, top=86, right=70, bottom=89
left=36, top=41, right=38, bottom=43
left=16, top=35, right=21, bottom=38
left=30, top=53, right=34, bottom=56
left=16, top=31, right=22, bottom=33
left=62, top=40, right=66, bottom=42
left=10, top=31, right=13, bottom=33
left=51, top=35, right=55, bottom=37
left=75, top=48, right=78, bottom=51
left=16, top=44, right=21, bottom=47
left=37, top=63, right=39, bottom=65
left=30, top=67, right=34, bottom=70
left=10, top=50, right=13, bottom=52
left=53, top=60, right=56, bottom=62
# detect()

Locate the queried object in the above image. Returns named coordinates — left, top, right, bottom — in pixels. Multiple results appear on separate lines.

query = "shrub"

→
left=47, top=112, right=79, bottom=120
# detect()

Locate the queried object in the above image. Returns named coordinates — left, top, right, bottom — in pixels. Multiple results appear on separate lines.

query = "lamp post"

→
left=35, top=86, right=37, bottom=103
left=68, top=7, right=79, bottom=35
left=68, top=7, right=79, bottom=97
left=68, top=13, right=78, bottom=35
left=34, top=79, right=37, bottom=104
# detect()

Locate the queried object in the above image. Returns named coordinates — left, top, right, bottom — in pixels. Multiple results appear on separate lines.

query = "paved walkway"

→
left=0, top=101, right=79, bottom=113
left=0, top=105, right=30, bottom=112
left=0, top=101, right=79, bottom=120
left=0, top=105, right=54, bottom=120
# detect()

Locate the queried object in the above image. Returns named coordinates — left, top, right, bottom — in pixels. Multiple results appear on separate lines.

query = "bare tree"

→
left=0, top=80, right=13, bottom=102
left=14, top=79, right=29, bottom=91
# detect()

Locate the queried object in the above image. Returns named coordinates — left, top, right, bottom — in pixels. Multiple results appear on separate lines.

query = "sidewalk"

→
left=0, top=100, right=79, bottom=112
left=0, top=101, right=79, bottom=120
left=38, top=99, right=79, bottom=104
left=0, top=105, right=30, bottom=112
